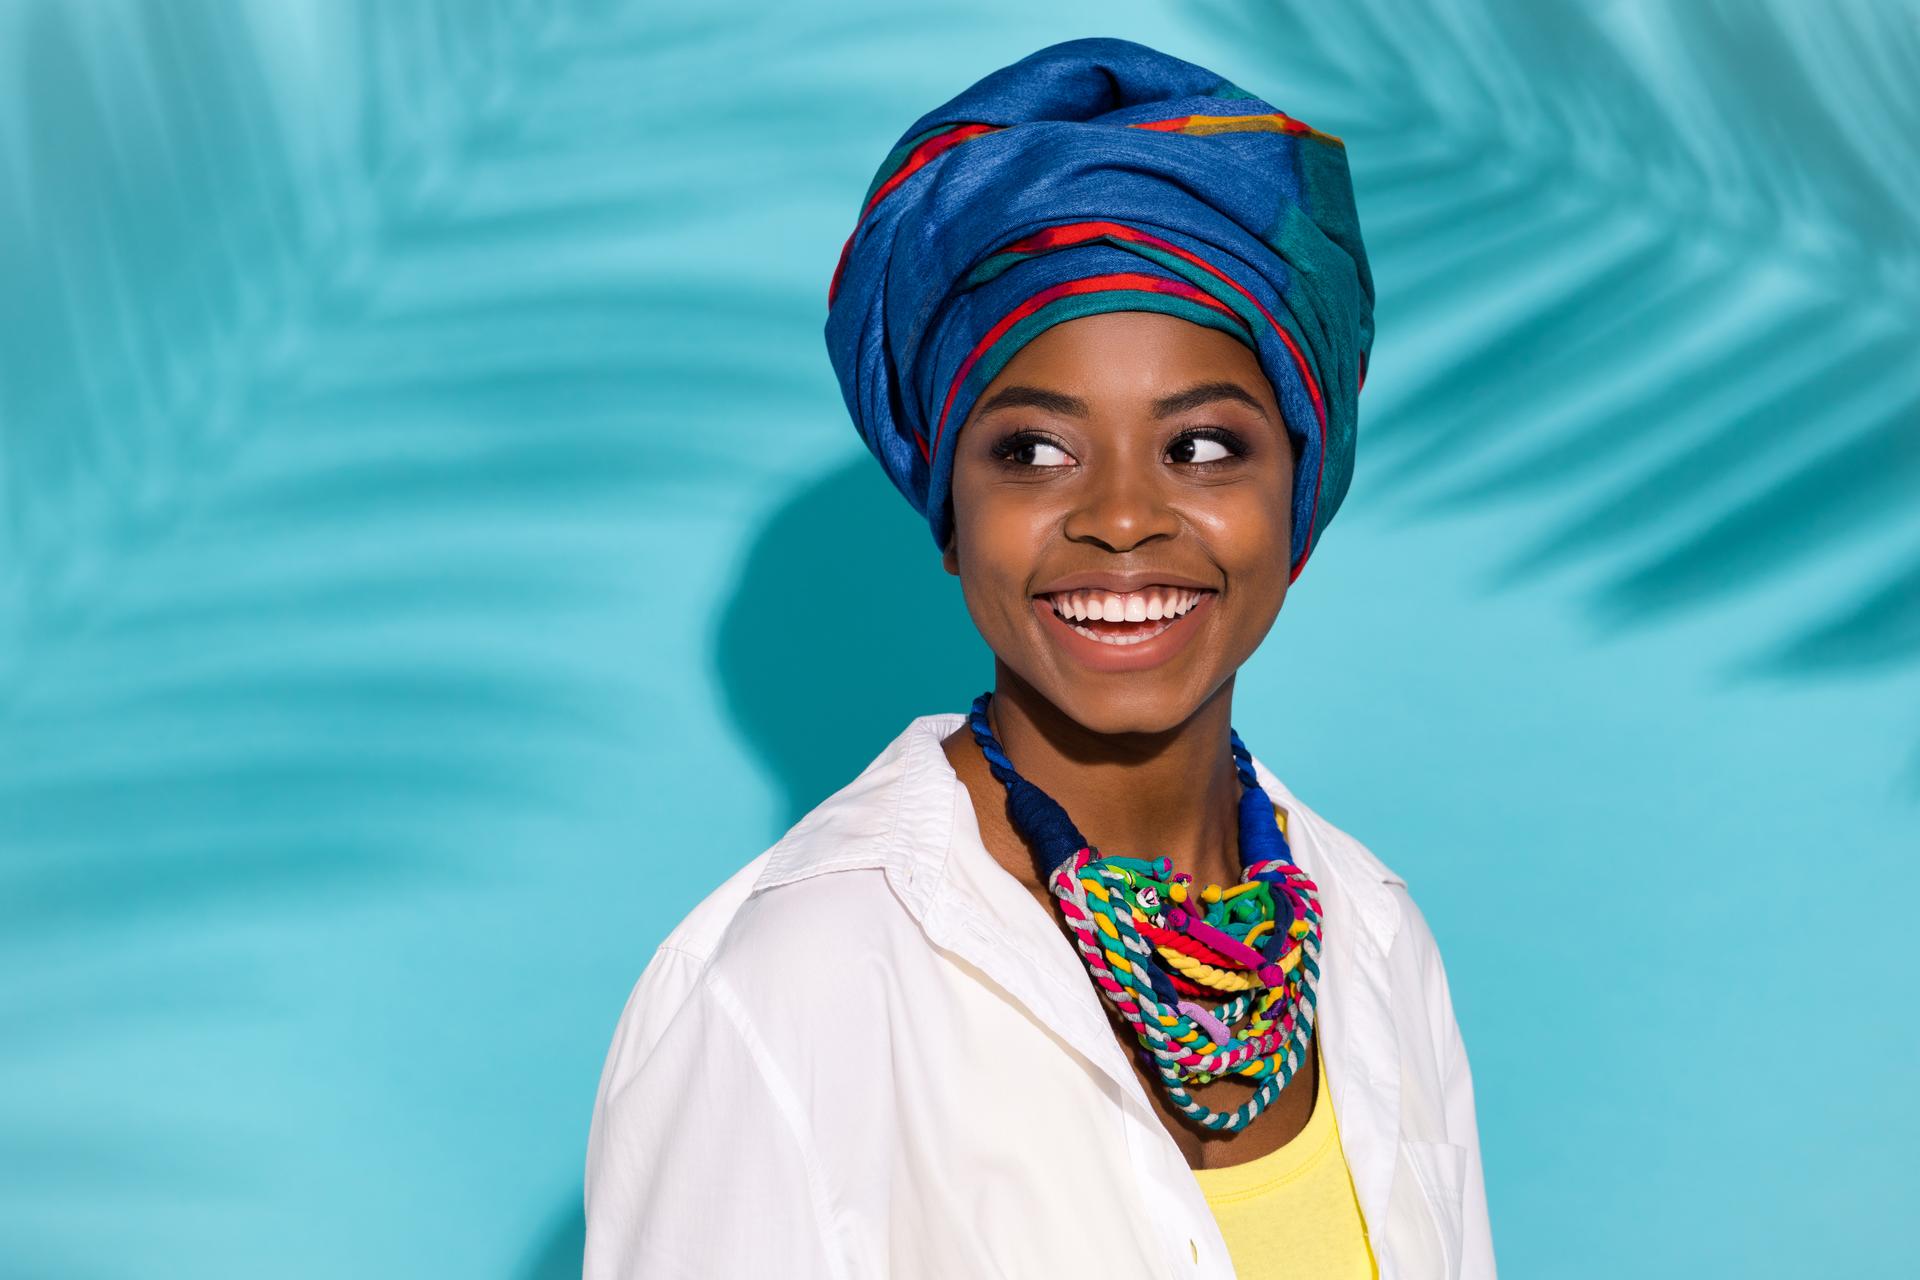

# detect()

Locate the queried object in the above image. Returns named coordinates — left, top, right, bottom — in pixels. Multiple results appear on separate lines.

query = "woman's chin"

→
left=1025, top=673, right=1221, bottom=740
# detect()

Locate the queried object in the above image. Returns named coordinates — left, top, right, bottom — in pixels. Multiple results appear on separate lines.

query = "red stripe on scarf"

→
left=828, top=123, right=1002, bottom=306
left=992, top=221, right=1326, bottom=432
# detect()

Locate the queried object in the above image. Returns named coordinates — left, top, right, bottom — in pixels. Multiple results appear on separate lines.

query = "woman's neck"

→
left=942, top=668, right=1250, bottom=893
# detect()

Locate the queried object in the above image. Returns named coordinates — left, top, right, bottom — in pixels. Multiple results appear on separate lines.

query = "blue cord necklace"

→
left=967, top=690, right=1323, bottom=1132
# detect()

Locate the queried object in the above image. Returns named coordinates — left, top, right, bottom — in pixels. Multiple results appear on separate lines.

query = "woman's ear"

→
left=941, top=533, right=959, bottom=577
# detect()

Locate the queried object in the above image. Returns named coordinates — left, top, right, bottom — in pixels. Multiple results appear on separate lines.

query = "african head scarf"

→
left=823, top=36, right=1374, bottom=582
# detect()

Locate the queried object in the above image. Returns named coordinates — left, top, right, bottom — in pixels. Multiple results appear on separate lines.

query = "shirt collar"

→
left=755, top=712, right=1405, bottom=955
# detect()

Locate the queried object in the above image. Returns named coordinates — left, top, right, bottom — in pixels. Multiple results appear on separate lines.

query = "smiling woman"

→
left=584, top=36, right=1494, bottom=1280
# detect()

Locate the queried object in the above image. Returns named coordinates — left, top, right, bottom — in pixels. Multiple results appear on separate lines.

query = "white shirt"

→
left=584, top=713, right=1496, bottom=1279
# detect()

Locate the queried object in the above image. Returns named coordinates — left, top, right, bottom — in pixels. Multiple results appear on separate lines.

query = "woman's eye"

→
left=1168, top=431, right=1241, bottom=465
left=993, top=433, right=1076, bottom=468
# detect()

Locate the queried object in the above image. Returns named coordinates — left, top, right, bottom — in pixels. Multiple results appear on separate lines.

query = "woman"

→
left=585, top=37, right=1494, bottom=1279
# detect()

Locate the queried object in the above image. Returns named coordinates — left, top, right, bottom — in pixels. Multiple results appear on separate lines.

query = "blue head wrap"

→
left=823, top=36, right=1374, bottom=582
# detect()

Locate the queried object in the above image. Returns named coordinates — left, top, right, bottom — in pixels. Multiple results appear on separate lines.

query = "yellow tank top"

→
left=1189, top=1049, right=1378, bottom=1279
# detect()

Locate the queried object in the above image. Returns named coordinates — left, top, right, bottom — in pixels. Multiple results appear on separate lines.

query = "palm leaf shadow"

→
left=2, top=0, right=1002, bottom=1270
left=0, top=1, right=889, bottom=1270
left=1193, top=0, right=1920, bottom=719
left=2, top=0, right=647, bottom=999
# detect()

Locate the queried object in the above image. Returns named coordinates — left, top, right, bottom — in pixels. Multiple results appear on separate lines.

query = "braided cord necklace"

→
left=967, top=690, right=1322, bottom=1133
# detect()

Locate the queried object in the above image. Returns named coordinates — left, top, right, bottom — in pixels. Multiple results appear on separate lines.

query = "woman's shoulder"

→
left=591, top=855, right=922, bottom=1117
left=646, top=849, right=778, bottom=967
left=632, top=715, right=953, bottom=982
left=605, top=786, right=934, bottom=1047
left=628, top=850, right=913, bottom=1004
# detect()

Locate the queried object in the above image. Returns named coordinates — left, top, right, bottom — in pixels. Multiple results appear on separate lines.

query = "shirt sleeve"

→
left=1407, top=899, right=1497, bottom=1280
left=583, top=949, right=844, bottom=1280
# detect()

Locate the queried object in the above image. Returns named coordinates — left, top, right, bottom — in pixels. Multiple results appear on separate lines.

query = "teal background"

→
left=3, top=1, right=1916, bottom=1275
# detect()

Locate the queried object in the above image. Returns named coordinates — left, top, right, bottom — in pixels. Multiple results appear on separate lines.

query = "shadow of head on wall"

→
left=716, top=458, right=991, bottom=827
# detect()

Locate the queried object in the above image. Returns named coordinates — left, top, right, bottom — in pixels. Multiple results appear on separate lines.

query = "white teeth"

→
left=1045, top=586, right=1208, bottom=626
left=1064, top=616, right=1174, bottom=645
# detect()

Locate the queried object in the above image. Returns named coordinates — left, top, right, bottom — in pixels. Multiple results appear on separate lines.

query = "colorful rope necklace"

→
left=967, top=690, right=1323, bottom=1133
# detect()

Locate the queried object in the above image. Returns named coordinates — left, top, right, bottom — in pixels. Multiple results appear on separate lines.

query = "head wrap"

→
left=823, top=36, right=1374, bottom=583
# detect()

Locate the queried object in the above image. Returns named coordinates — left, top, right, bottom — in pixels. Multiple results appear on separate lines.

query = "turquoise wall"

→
left=3, top=1, right=1915, bottom=1275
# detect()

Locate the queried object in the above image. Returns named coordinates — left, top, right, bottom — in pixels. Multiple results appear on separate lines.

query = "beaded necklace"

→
left=966, top=690, right=1322, bottom=1133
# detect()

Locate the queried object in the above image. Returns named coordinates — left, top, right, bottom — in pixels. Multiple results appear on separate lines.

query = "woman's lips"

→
left=1030, top=590, right=1215, bottom=672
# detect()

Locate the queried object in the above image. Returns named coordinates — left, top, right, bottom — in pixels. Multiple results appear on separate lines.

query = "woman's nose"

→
left=1061, top=460, right=1179, bottom=553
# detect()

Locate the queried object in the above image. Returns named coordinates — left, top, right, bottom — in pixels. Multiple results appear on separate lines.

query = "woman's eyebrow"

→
left=974, top=385, right=1089, bottom=417
left=1151, top=381, right=1268, bottom=419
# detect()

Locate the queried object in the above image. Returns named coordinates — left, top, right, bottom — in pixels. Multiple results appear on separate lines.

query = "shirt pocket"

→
left=1400, top=1138, right=1469, bottom=1279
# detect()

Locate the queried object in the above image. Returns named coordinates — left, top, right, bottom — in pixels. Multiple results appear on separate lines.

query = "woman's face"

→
left=943, top=310, right=1295, bottom=735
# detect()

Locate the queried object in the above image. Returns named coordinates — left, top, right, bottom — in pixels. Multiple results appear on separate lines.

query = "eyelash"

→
left=986, top=430, right=1064, bottom=468
left=1168, top=427, right=1251, bottom=467
left=988, top=427, right=1250, bottom=469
